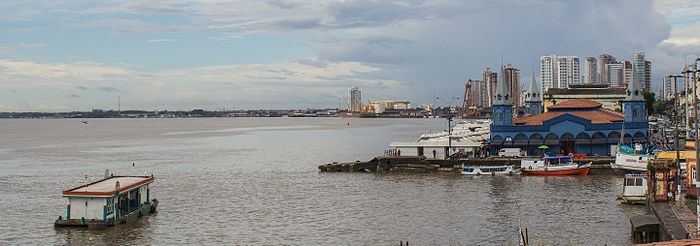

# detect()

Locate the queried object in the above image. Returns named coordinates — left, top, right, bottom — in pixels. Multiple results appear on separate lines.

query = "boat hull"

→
left=521, top=167, right=590, bottom=176
left=617, top=195, right=647, bottom=205
left=55, top=199, right=158, bottom=229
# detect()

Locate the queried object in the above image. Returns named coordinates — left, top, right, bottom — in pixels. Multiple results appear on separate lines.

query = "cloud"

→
left=69, top=94, right=81, bottom=98
left=95, top=86, right=120, bottom=93
left=0, top=43, right=47, bottom=54
left=145, top=38, right=175, bottom=44
left=0, top=58, right=392, bottom=111
left=0, top=0, right=695, bottom=110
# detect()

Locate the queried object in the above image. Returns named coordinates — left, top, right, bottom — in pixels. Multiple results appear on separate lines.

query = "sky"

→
left=0, top=0, right=699, bottom=111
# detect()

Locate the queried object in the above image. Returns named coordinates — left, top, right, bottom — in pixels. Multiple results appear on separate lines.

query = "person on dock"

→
left=432, top=149, right=437, bottom=159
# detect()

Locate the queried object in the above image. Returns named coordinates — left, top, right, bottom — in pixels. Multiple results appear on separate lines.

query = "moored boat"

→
left=461, top=164, right=517, bottom=175
left=520, top=156, right=591, bottom=176
left=617, top=173, right=648, bottom=205
left=55, top=174, right=158, bottom=229
left=610, top=152, right=652, bottom=172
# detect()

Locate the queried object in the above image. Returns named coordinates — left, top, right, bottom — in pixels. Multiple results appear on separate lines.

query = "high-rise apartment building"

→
left=662, top=75, right=678, bottom=101
left=483, top=68, right=498, bottom=107
left=598, top=54, right=617, bottom=85
left=606, top=63, right=624, bottom=87
left=465, top=79, right=485, bottom=107
left=633, top=52, right=646, bottom=92
left=621, top=60, right=633, bottom=88
left=644, top=60, right=652, bottom=91
left=633, top=52, right=645, bottom=88
left=349, top=87, right=361, bottom=112
left=504, top=64, right=521, bottom=107
left=585, top=57, right=598, bottom=84
left=540, top=54, right=580, bottom=91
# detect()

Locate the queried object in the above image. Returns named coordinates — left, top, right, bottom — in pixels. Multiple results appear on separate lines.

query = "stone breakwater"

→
left=319, top=156, right=615, bottom=173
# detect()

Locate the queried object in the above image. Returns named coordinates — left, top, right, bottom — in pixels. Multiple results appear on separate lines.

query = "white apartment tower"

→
left=349, top=87, right=362, bottom=112
left=585, top=57, right=598, bottom=84
left=540, top=54, right=580, bottom=91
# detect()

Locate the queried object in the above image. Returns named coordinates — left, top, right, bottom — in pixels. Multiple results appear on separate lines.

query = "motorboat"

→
left=461, top=164, right=517, bottom=176
left=520, top=155, right=591, bottom=176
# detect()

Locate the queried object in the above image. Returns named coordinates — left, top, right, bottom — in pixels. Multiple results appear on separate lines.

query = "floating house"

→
left=489, top=66, right=648, bottom=156
left=55, top=175, right=158, bottom=228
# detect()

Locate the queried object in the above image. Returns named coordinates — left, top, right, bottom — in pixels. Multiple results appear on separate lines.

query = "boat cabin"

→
left=521, top=155, right=574, bottom=169
left=55, top=175, right=158, bottom=228
left=618, top=174, right=648, bottom=204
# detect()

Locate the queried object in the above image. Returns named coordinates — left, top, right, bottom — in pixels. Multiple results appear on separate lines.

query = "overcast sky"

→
left=0, top=0, right=698, bottom=111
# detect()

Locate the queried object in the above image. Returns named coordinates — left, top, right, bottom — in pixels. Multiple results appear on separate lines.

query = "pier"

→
left=319, top=155, right=615, bottom=173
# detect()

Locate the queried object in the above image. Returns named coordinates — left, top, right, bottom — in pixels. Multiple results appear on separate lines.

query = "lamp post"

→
left=436, top=96, right=460, bottom=159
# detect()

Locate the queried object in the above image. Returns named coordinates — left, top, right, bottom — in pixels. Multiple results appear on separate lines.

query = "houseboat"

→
left=461, top=164, right=517, bottom=175
left=617, top=173, right=648, bottom=204
left=54, top=175, right=158, bottom=229
left=520, top=155, right=591, bottom=176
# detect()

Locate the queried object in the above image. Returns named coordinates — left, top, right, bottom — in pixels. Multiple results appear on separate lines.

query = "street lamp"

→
left=435, top=96, right=461, bottom=159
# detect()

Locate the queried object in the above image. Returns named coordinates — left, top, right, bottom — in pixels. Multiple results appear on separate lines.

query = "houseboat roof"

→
left=62, top=175, right=154, bottom=197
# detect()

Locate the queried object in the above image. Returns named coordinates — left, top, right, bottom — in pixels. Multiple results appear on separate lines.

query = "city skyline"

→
left=0, top=0, right=698, bottom=111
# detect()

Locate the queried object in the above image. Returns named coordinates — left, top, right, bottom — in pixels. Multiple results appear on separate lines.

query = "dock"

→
left=319, top=155, right=615, bottom=173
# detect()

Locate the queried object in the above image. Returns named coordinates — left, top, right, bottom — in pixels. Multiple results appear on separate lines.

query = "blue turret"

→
left=524, top=73, right=542, bottom=116
left=492, top=65, right=512, bottom=126
left=623, top=62, right=647, bottom=123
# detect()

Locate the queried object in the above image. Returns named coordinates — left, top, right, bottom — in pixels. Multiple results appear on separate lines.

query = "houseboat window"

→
left=626, top=179, right=635, bottom=186
left=639, top=157, right=643, bottom=160
left=635, top=178, right=644, bottom=186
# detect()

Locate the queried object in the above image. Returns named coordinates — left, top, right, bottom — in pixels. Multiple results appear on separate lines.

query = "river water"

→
left=0, top=118, right=644, bottom=245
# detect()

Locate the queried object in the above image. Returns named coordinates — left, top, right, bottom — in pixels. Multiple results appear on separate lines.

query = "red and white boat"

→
left=520, top=155, right=591, bottom=176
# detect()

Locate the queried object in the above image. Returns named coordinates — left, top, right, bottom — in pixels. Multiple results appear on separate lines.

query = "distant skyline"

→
left=0, top=0, right=699, bottom=111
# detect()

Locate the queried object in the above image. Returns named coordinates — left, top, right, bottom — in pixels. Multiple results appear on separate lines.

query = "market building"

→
left=489, top=66, right=648, bottom=156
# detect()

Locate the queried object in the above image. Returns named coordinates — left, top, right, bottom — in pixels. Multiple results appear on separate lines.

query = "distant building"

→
left=483, top=68, right=498, bottom=107
left=606, top=63, right=624, bottom=87
left=633, top=52, right=647, bottom=91
left=540, top=54, right=580, bottom=91
left=543, top=85, right=626, bottom=112
left=644, top=60, right=652, bottom=91
left=349, top=87, right=362, bottom=112
left=367, top=100, right=410, bottom=114
left=621, top=60, right=633, bottom=88
left=662, top=75, right=680, bottom=101
left=504, top=64, right=521, bottom=107
left=465, top=79, right=485, bottom=107
left=598, top=54, right=617, bottom=85
left=585, top=57, right=598, bottom=84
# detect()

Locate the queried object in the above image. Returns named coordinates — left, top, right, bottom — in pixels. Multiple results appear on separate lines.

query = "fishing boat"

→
left=617, top=173, right=648, bottom=205
left=55, top=174, right=158, bottom=229
left=520, top=155, right=591, bottom=176
left=461, top=164, right=517, bottom=175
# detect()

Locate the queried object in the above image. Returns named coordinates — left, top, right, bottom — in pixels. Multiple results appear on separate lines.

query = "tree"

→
left=642, top=89, right=655, bottom=115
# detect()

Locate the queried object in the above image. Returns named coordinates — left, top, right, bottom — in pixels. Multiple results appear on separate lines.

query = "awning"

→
left=528, top=139, right=544, bottom=146
left=544, top=139, right=559, bottom=145
left=591, top=138, right=606, bottom=144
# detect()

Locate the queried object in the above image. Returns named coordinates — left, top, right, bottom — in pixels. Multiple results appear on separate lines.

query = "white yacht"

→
left=389, top=119, right=490, bottom=159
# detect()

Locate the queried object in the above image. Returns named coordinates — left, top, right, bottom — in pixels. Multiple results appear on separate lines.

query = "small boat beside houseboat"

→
left=610, top=144, right=653, bottom=172
left=617, top=173, right=648, bottom=205
left=611, top=152, right=652, bottom=171
left=520, top=155, right=591, bottom=176
left=461, top=164, right=517, bottom=176
left=55, top=175, right=158, bottom=229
